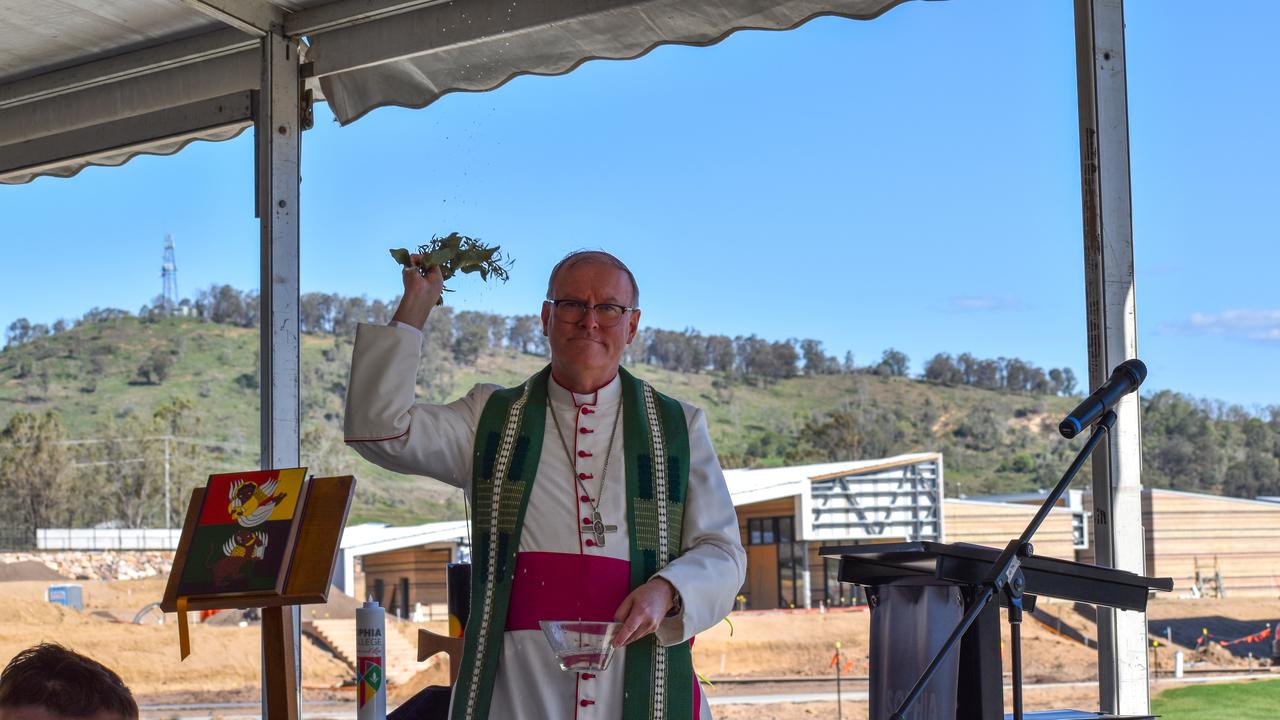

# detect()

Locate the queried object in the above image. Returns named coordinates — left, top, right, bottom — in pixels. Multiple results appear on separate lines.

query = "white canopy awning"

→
left=308, top=0, right=908, bottom=124
left=0, top=0, right=906, bottom=183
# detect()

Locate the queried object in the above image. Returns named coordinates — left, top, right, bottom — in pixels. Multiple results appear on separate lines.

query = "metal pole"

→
left=257, top=27, right=302, bottom=719
left=163, top=436, right=171, bottom=531
left=1073, top=0, right=1149, bottom=714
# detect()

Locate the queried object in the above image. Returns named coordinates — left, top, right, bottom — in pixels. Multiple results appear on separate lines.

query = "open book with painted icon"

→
left=175, top=467, right=309, bottom=598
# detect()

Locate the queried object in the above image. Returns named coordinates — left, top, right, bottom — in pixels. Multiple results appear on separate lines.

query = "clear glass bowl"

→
left=539, top=620, right=621, bottom=672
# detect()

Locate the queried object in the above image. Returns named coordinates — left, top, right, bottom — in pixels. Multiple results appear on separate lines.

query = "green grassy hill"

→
left=0, top=316, right=1084, bottom=527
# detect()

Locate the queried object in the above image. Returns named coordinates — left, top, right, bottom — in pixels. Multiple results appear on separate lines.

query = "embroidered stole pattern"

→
left=450, top=366, right=692, bottom=720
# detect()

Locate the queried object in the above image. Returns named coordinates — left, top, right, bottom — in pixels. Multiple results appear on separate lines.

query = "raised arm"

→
left=343, top=255, right=491, bottom=491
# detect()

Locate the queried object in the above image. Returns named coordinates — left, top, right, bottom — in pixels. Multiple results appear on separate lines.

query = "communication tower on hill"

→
left=161, top=234, right=179, bottom=313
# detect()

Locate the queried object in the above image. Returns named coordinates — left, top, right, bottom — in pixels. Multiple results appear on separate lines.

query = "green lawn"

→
left=1150, top=679, right=1280, bottom=720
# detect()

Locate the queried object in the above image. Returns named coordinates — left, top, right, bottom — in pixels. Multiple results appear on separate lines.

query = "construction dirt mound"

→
left=0, top=561, right=66, bottom=582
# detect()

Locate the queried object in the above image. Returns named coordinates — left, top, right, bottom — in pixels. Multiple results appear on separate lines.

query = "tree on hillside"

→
left=734, top=335, right=767, bottom=377
left=11, top=353, right=34, bottom=379
left=242, top=290, right=261, bottom=327
left=508, top=315, right=545, bottom=355
left=924, top=353, right=963, bottom=385
left=1025, top=366, right=1051, bottom=395
left=768, top=340, right=799, bottom=379
left=952, top=405, right=1006, bottom=451
left=0, top=412, right=73, bottom=537
left=452, top=311, right=492, bottom=364
left=484, top=314, right=509, bottom=351
left=416, top=306, right=456, bottom=403
left=88, top=419, right=164, bottom=528
left=369, top=299, right=392, bottom=327
left=1141, top=390, right=1224, bottom=492
left=647, top=329, right=710, bottom=373
left=203, top=285, right=245, bottom=325
left=137, top=347, right=174, bottom=384
left=874, top=348, right=910, bottom=377
left=152, top=399, right=206, bottom=527
left=1048, top=368, right=1066, bottom=395
left=35, top=363, right=51, bottom=399
left=1059, top=367, right=1078, bottom=396
left=1004, top=358, right=1030, bottom=392
left=790, top=410, right=863, bottom=463
left=77, top=307, right=131, bottom=325
left=5, top=318, right=31, bottom=348
left=300, top=292, right=331, bottom=333
left=973, top=358, right=1002, bottom=389
left=333, top=295, right=369, bottom=338
left=801, top=339, right=834, bottom=376
left=706, top=335, right=735, bottom=373
left=620, top=328, right=650, bottom=366
left=1223, top=450, right=1280, bottom=499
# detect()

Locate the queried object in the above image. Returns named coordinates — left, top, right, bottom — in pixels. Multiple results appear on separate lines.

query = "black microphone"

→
left=1058, top=358, right=1147, bottom=438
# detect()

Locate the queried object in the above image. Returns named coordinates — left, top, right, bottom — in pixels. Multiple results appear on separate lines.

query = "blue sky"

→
left=1, top=0, right=1276, bottom=409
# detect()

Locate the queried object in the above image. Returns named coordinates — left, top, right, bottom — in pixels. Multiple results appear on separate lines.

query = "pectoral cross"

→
left=581, top=511, right=618, bottom=547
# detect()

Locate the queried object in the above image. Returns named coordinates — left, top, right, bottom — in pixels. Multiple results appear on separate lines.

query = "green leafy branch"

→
left=390, top=233, right=512, bottom=305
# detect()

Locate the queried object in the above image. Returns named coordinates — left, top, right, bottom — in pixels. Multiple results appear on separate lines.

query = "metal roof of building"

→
left=725, top=451, right=941, bottom=506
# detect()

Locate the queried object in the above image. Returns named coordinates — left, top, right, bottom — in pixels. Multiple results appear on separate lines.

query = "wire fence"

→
left=0, top=526, right=36, bottom=551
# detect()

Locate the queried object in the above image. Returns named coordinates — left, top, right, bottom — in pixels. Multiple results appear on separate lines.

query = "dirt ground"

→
left=0, top=579, right=351, bottom=695
left=0, top=575, right=1273, bottom=709
left=692, top=601, right=1100, bottom=683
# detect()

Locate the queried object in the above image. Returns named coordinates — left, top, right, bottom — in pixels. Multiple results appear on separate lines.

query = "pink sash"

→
left=505, top=551, right=630, bottom=630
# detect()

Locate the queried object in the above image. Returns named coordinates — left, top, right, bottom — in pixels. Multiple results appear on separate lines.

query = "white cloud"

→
left=1182, top=309, right=1280, bottom=341
left=949, top=295, right=1020, bottom=312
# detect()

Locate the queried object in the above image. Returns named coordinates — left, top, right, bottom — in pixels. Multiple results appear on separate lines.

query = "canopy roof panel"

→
left=309, top=0, right=910, bottom=125
left=0, top=0, right=909, bottom=184
left=0, top=0, right=220, bottom=84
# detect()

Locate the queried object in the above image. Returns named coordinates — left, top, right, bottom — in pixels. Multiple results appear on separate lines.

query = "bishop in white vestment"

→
left=344, top=251, right=746, bottom=720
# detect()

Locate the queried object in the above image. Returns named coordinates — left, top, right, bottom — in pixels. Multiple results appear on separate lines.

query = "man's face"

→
left=540, top=261, right=640, bottom=384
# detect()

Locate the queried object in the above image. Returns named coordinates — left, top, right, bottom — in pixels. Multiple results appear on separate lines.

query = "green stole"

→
left=450, top=365, right=694, bottom=720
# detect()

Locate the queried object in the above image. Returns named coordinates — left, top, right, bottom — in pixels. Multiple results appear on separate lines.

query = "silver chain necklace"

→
left=549, top=384, right=623, bottom=547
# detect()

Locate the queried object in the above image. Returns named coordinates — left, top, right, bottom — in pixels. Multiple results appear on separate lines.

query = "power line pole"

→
left=162, top=234, right=179, bottom=313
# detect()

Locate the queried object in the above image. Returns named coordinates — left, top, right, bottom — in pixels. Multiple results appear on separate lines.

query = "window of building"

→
left=747, top=515, right=806, bottom=608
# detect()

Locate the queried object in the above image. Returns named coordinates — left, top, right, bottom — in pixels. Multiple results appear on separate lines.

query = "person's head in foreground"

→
left=0, top=644, right=138, bottom=720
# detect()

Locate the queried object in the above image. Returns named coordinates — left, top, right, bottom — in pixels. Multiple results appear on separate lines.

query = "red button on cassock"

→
left=579, top=427, right=594, bottom=434
left=581, top=673, right=596, bottom=680
left=585, top=539, right=595, bottom=547
left=580, top=699, right=595, bottom=707
left=578, top=450, right=592, bottom=458
left=582, top=406, right=595, bottom=414
left=582, top=517, right=592, bottom=525
left=578, top=472, right=592, bottom=480
left=580, top=495, right=590, bottom=502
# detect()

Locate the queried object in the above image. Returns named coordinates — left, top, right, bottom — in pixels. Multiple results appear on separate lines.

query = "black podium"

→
left=820, top=541, right=1173, bottom=720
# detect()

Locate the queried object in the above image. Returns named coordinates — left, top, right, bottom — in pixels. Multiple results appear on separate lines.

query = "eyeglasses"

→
left=548, top=299, right=636, bottom=327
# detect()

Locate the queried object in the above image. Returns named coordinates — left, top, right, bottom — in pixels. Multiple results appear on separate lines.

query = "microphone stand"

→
left=888, top=410, right=1118, bottom=720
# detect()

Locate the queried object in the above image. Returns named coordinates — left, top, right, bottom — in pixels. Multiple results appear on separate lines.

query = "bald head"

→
left=546, top=251, right=639, bottom=307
